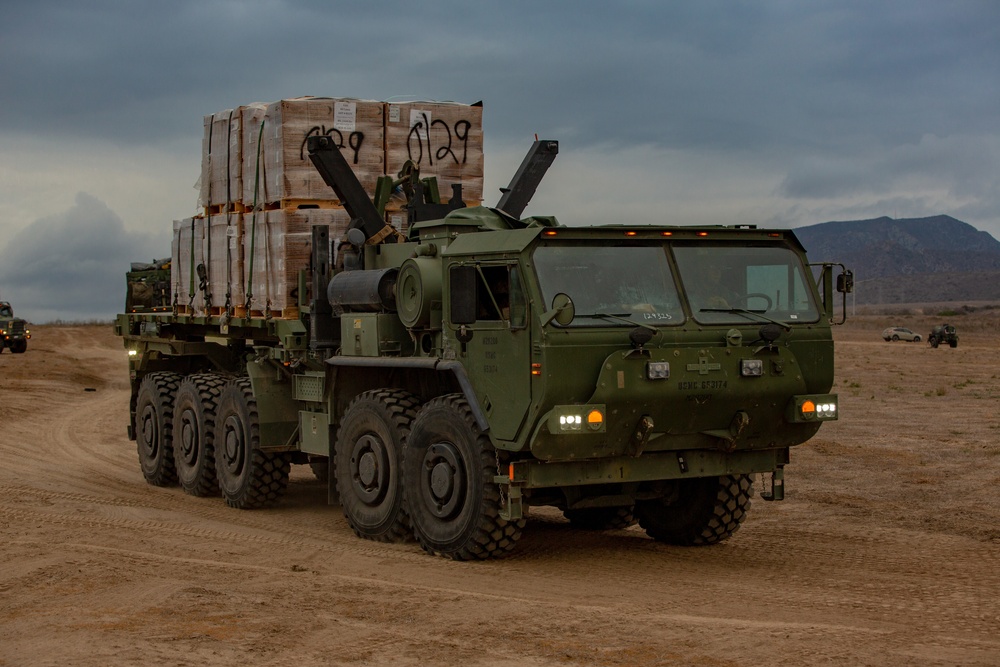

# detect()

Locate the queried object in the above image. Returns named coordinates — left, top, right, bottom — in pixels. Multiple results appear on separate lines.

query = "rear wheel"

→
left=172, top=373, right=226, bottom=496
left=891, top=334, right=899, bottom=341
left=335, top=389, right=419, bottom=542
left=215, top=377, right=290, bottom=509
left=404, top=394, right=524, bottom=560
left=636, top=474, right=754, bottom=545
left=134, top=372, right=182, bottom=486
left=563, top=505, right=636, bottom=530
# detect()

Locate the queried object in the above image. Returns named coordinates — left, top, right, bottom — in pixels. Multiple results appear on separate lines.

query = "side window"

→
left=454, top=263, right=527, bottom=328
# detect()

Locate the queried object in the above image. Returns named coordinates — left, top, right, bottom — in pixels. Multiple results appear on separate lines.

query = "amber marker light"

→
left=661, top=231, right=673, bottom=237
left=625, top=231, right=637, bottom=237
left=697, top=231, right=709, bottom=237
left=531, top=363, right=542, bottom=376
left=543, top=230, right=558, bottom=236
left=587, top=409, right=604, bottom=429
left=509, top=463, right=515, bottom=481
left=801, top=400, right=816, bottom=415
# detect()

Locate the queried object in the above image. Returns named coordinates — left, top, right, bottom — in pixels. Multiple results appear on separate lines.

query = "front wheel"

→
left=404, top=394, right=524, bottom=560
left=214, top=377, right=290, bottom=509
left=10, top=339, right=27, bottom=353
left=335, top=389, right=419, bottom=542
left=636, top=474, right=754, bottom=545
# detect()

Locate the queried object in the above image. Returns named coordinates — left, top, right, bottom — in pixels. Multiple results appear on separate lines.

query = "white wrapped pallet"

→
left=242, top=97, right=384, bottom=206
left=384, top=101, right=484, bottom=205
left=207, top=213, right=245, bottom=312
left=170, top=217, right=207, bottom=315
left=199, top=103, right=270, bottom=211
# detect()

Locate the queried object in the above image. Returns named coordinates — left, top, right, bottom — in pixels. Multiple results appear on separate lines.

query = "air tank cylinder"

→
left=327, top=268, right=398, bottom=312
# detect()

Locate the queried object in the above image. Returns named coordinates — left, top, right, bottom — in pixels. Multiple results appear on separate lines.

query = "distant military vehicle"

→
left=928, top=324, right=958, bottom=348
left=125, top=259, right=172, bottom=313
left=0, top=301, right=30, bottom=353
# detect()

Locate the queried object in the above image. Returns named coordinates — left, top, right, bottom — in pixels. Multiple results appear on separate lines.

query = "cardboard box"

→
left=243, top=97, right=385, bottom=206
left=384, top=101, right=484, bottom=205
left=241, top=208, right=353, bottom=315
left=171, top=217, right=207, bottom=315
left=207, top=213, right=245, bottom=309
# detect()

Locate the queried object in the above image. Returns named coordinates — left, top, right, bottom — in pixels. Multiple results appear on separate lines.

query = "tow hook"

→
left=761, top=466, right=785, bottom=501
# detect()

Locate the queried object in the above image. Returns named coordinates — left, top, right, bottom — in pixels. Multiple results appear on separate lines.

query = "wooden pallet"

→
left=204, top=202, right=247, bottom=216
left=259, top=199, right=344, bottom=212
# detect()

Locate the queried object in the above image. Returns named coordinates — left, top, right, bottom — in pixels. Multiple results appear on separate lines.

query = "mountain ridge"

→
left=792, top=215, right=1000, bottom=304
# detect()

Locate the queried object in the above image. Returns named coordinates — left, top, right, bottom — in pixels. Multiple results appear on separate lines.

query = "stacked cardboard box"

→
left=175, top=97, right=486, bottom=318
left=242, top=208, right=351, bottom=315
left=384, top=101, right=484, bottom=206
left=170, top=217, right=207, bottom=313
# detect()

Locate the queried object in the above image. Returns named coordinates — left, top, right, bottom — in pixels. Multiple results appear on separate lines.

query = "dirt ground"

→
left=2, top=317, right=999, bottom=666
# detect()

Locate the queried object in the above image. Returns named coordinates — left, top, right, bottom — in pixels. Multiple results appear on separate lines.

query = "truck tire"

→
left=172, top=373, right=226, bottom=497
left=563, top=506, right=636, bottom=531
left=10, top=339, right=26, bottom=353
left=931, top=339, right=939, bottom=348
left=636, top=474, right=754, bottom=546
left=215, top=377, right=290, bottom=509
left=335, top=389, right=419, bottom=542
left=404, top=394, right=525, bottom=560
left=134, top=371, right=182, bottom=487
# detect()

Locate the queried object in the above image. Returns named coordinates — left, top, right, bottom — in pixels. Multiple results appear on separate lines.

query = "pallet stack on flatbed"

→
left=172, top=97, right=485, bottom=318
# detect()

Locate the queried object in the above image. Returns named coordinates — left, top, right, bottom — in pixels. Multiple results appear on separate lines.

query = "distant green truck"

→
left=0, top=301, right=29, bottom=353
left=116, top=137, right=853, bottom=559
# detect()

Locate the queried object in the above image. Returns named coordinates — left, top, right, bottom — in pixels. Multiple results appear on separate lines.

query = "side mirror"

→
left=837, top=270, right=854, bottom=294
left=541, top=293, right=575, bottom=327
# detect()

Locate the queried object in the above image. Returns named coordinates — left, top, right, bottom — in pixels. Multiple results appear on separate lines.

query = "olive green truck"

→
left=115, top=137, right=853, bottom=559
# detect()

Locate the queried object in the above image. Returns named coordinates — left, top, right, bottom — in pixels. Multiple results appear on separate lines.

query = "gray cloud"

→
left=1, top=0, right=999, bottom=321
left=0, top=193, right=166, bottom=322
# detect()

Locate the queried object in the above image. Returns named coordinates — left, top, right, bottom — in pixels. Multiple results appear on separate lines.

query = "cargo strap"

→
left=246, top=119, right=265, bottom=314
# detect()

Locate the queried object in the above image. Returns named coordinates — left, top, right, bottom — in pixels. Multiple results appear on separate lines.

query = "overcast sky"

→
left=1, top=1, right=998, bottom=322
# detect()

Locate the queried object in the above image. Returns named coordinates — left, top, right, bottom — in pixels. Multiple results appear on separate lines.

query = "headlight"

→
left=549, top=405, right=606, bottom=433
left=787, top=395, right=839, bottom=422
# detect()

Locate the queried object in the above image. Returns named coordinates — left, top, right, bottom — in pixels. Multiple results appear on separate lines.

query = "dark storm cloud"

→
left=0, top=193, right=166, bottom=322
left=5, top=1, right=998, bottom=153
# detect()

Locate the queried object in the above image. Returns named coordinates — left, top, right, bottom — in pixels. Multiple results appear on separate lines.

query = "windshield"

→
left=533, top=245, right=683, bottom=326
left=0, top=306, right=11, bottom=318
left=673, top=244, right=820, bottom=324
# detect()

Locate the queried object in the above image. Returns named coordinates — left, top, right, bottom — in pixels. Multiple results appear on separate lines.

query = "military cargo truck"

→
left=125, top=259, right=172, bottom=314
left=115, top=137, right=853, bottom=559
left=0, top=301, right=30, bottom=353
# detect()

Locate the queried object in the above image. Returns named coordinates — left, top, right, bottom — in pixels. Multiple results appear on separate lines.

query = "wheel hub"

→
left=178, top=410, right=197, bottom=464
left=139, top=406, right=157, bottom=456
left=422, top=442, right=465, bottom=519
left=351, top=434, right=389, bottom=505
left=222, top=415, right=245, bottom=475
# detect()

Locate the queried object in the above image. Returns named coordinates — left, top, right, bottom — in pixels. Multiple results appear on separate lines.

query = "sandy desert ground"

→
left=1, top=315, right=999, bottom=666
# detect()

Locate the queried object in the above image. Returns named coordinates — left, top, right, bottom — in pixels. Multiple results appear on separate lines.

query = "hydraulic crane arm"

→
left=306, top=135, right=389, bottom=242
left=495, top=139, right=559, bottom=218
